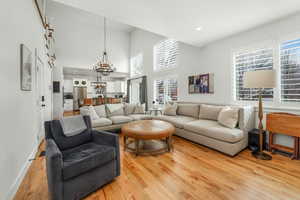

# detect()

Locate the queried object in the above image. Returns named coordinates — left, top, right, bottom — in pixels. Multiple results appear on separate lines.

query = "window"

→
left=130, top=53, right=143, bottom=77
left=234, top=48, right=274, bottom=101
left=280, top=39, right=300, bottom=102
left=154, top=39, right=179, bottom=71
left=154, top=78, right=178, bottom=104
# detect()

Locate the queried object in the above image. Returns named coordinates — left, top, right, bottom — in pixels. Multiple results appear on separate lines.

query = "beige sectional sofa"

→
left=80, top=104, right=151, bottom=131
left=80, top=102, right=255, bottom=156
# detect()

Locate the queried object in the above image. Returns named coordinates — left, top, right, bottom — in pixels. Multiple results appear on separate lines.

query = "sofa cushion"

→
left=124, top=103, right=136, bottom=115
left=199, top=104, right=224, bottom=121
left=62, top=142, right=115, bottom=180
left=80, top=106, right=100, bottom=120
left=106, top=104, right=124, bottom=117
left=164, top=103, right=178, bottom=116
left=153, top=115, right=197, bottom=128
left=184, top=120, right=244, bottom=143
left=177, top=104, right=200, bottom=118
left=133, top=104, right=145, bottom=114
left=218, top=107, right=239, bottom=129
left=128, top=114, right=152, bottom=121
left=109, top=116, right=133, bottom=124
left=94, top=105, right=107, bottom=118
left=92, top=118, right=112, bottom=128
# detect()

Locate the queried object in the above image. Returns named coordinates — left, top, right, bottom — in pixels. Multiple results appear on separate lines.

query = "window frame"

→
left=130, top=53, right=143, bottom=77
left=279, top=38, right=300, bottom=104
left=153, top=76, right=178, bottom=105
left=153, top=38, right=179, bottom=72
left=232, top=37, right=300, bottom=108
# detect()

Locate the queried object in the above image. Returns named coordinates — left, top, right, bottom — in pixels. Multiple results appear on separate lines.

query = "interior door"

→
left=35, top=52, right=45, bottom=144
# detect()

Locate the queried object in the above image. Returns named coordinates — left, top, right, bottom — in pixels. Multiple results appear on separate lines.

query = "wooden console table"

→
left=266, top=113, right=300, bottom=159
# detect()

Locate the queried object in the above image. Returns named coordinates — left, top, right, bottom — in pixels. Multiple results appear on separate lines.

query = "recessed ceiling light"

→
left=195, top=27, right=203, bottom=31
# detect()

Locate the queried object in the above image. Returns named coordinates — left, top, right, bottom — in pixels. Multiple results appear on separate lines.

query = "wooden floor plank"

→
left=14, top=136, right=300, bottom=200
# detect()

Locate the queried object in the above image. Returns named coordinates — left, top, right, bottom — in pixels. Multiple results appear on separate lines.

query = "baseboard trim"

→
left=5, top=145, right=39, bottom=200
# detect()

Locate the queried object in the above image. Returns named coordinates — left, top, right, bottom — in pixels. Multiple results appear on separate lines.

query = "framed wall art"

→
left=20, top=44, right=33, bottom=91
left=188, top=73, right=214, bottom=94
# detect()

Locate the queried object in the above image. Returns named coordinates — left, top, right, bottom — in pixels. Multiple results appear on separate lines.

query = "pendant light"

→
left=93, top=17, right=115, bottom=76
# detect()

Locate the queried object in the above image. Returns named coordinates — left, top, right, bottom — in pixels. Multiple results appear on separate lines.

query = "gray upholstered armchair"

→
left=44, top=116, right=120, bottom=200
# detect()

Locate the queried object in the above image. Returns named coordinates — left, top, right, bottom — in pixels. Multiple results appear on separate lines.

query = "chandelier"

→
left=91, top=73, right=107, bottom=94
left=93, top=17, right=115, bottom=76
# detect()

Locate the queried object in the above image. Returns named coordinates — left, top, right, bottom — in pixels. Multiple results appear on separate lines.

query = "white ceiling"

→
left=53, top=0, right=300, bottom=46
left=48, top=1, right=135, bottom=32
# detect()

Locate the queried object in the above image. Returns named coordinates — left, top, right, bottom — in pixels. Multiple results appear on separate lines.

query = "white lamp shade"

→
left=243, top=70, right=276, bottom=88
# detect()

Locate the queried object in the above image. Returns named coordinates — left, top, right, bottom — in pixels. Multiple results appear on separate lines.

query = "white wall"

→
left=182, top=12, right=300, bottom=147
left=130, top=13, right=300, bottom=148
left=47, top=1, right=131, bottom=73
left=181, top=12, right=300, bottom=106
left=48, top=2, right=131, bottom=117
left=0, top=1, right=52, bottom=199
left=130, top=29, right=202, bottom=105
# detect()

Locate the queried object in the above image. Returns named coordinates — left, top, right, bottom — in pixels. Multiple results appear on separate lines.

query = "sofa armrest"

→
left=238, top=106, right=255, bottom=132
left=92, top=130, right=120, bottom=176
left=46, top=139, right=63, bottom=200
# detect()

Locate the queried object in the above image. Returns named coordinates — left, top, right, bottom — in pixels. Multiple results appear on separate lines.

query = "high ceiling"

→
left=53, top=0, right=300, bottom=46
left=48, top=1, right=135, bottom=33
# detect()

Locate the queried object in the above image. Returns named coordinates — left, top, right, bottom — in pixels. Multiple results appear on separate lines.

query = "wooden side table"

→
left=266, top=113, right=300, bottom=160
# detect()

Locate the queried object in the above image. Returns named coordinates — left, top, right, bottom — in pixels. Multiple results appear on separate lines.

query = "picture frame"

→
left=188, top=73, right=214, bottom=94
left=20, top=44, right=33, bottom=91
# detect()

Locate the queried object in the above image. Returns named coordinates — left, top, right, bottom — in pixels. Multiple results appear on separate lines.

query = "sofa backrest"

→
left=44, top=116, right=92, bottom=150
left=176, top=101, right=255, bottom=131
left=176, top=104, right=200, bottom=118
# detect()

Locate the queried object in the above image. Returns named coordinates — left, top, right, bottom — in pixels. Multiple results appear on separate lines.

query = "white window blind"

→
left=234, top=48, right=274, bottom=101
left=130, top=53, right=143, bottom=77
left=154, top=39, right=179, bottom=71
left=154, top=78, right=178, bottom=104
left=280, top=39, right=300, bottom=102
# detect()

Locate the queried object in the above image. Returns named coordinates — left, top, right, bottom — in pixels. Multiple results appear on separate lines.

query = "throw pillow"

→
left=199, top=104, right=224, bottom=121
left=218, top=107, right=239, bottom=129
left=88, top=105, right=100, bottom=120
left=133, top=104, right=145, bottom=114
left=106, top=104, right=124, bottom=117
left=94, top=105, right=106, bottom=118
left=164, top=103, right=177, bottom=116
left=124, top=103, right=136, bottom=115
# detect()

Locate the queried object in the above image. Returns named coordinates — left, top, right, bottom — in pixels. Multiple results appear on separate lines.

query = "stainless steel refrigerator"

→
left=73, top=87, right=87, bottom=110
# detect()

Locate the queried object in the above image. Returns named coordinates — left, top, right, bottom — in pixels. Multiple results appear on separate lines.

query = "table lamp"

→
left=243, top=69, right=276, bottom=160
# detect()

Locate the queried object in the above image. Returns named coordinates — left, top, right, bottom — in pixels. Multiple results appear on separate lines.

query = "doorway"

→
left=35, top=51, right=45, bottom=145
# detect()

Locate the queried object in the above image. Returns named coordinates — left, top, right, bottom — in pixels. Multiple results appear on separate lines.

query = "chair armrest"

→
left=92, top=130, right=120, bottom=176
left=92, top=130, right=119, bottom=147
left=45, top=139, right=63, bottom=200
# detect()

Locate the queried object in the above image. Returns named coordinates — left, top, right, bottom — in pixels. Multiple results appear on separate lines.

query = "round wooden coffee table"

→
left=121, top=120, right=175, bottom=156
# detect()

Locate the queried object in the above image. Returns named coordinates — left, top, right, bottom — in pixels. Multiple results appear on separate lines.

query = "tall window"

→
left=130, top=53, right=143, bottom=77
left=234, top=48, right=274, bottom=101
left=153, top=39, right=179, bottom=71
left=154, top=78, right=178, bottom=104
left=280, top=39, right=300, bottom=102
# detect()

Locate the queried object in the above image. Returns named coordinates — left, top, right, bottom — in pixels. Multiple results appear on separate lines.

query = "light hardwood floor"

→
left=14, top=135, right=300, bottom=200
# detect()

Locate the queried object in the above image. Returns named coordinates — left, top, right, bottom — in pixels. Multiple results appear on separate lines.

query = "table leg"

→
left=167, top=136, right=172, bottom=152
left=297, top=137, right=300, bottom=160
left=268, top=132, right=273, bottom=153
left=135, top=139, right=140, bottom=156
left=293, top=136, right=299, bottom=160
left=123, top=136, right=127, bottom=151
